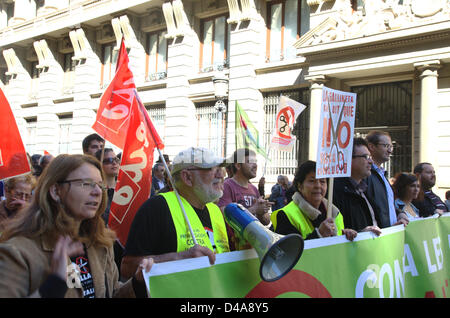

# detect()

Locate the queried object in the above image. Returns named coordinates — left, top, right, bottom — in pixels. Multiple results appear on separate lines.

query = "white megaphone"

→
left=224, top=203, right=304, bottom=282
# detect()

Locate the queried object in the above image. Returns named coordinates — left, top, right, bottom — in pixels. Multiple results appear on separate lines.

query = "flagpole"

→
left=136, top=93, right=198, bottom=246
left=327, top=178, right=334, bottom=218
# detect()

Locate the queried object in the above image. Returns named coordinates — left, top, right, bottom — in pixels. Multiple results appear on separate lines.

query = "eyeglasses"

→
left=102, top=157, right=120, bottom=165
left=59, top=179, right=107, bottom=191
left=352, top=154, right=373, bottom=161
left=11, top=190, right=32, bottom=201
left=377, top=143, right=394, bottom=151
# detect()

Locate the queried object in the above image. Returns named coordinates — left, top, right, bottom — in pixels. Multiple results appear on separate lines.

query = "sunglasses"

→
left=102, top=157, right=120, bottom=165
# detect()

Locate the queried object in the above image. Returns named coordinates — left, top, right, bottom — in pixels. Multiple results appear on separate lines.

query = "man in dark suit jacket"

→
left=365, top=131, right=408, bottom=228
left=333, top=138, right=382, bottom=235
left=151, top=163, right=166, bottom=196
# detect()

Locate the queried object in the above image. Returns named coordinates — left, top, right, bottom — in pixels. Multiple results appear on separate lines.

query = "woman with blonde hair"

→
left=0, top=154, right=152, bottom=298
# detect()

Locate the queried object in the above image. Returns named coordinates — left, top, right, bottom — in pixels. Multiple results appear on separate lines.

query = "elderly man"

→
left=121, top=147, right=230, bottom=279
left=332, top=138, right=382, bottom=235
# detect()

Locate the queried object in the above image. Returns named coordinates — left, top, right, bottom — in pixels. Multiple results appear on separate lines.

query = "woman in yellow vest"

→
left=271, top=160, right=357, bottom=241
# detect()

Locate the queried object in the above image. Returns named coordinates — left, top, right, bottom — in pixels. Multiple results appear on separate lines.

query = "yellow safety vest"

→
left=271, top=201, right=344, bottom=238
left=160, top=192, right=230, bottom=253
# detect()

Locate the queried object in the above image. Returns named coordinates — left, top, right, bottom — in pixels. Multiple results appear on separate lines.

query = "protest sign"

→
left=316, top=87, right=356, bottom=178
left=270, top=96, right=306, bottom=152
left=145, top=214, right=450, bottom=298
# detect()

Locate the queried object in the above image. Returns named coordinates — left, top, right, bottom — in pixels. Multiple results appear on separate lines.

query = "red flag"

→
left=0, top=88, right=31, bottom=180
left=92, top=39, right=135, bottom=149
left=108, top=91, right=163, bottom=246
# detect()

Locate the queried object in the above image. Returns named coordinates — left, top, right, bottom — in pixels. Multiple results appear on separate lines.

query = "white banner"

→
left=316, top=87, right=356, bottom=178
left=270, top=96, right=306, bottom=152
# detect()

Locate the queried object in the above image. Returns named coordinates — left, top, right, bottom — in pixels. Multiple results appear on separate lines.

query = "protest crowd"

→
left=0, top=129, right=448, bottom=298
left=0, top=42, right=448, bottom=299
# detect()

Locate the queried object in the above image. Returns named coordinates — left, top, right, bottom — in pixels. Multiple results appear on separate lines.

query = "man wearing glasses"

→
left=332, top=138, right=382, bottom=235
left=120, top=147, right=230, bottom=279
left=365, top=130, right=408, bottom=228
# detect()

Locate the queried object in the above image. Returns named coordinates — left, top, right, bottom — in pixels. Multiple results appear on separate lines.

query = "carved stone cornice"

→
left=296, top=20, right=450, bottom=61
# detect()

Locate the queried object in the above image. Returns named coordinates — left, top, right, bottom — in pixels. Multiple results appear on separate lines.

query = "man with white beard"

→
left=121, top=147, right=230, bottom=279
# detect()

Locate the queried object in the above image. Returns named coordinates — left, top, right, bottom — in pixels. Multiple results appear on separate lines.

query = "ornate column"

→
left=305, top=74, right=328, bottom=160
left=70, top=28, right=101, bottom=154
left=163, top=1, right=196, bottom=157
left=414, top=60, right=441, bottom=163
left=226, top=0, right=264, bottom=157
left=34, top=39, right=62, bottom=155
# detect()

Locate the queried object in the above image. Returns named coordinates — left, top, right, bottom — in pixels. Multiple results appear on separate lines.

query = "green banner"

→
left=146, top=215, right=450, bottom=298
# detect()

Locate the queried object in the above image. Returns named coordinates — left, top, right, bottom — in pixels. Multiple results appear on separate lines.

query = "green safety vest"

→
left=271, top=200, right=344, bottom=238
left=160, top=191, right=230, bottom=253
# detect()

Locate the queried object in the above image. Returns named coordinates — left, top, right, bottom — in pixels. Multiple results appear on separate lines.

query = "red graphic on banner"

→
left=245, top=270, right=331, bottom=298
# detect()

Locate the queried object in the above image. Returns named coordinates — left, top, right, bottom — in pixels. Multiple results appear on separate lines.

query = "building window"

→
left=263, top=89, right=310, bottom=176
left=266, top=0, right=309, bottom=62
left=25, top=116, right=37, bottom=155
left=145, top=104, right=166, bottom=159
left=146, top=30, right=168, bottom=81
left=200, top=14, right=230, bottom=73
left=57, top=113, right=72, bottom=154
left=101, top=43, right=118, bottom=88
left=195, top=101, right=227, bottom=156
left=62, top=52, right=75, bottom=94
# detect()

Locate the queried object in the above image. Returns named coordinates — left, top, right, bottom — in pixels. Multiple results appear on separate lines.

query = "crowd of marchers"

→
left=0, top=130, right=448, bottom=298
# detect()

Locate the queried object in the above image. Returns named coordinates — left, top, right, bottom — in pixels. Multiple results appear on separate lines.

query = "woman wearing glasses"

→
left=0, top=173, right=35, bottom=232
left=0, top=154, right=152, bottom=297
left=95, top=148, right=120, bottom=225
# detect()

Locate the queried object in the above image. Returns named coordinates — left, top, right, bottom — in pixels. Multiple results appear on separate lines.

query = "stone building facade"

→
left=1, top=0, right=449, bottom=197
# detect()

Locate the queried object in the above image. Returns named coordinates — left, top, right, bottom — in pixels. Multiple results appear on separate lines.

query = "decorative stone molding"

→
left=297, top=0, right=450, bottom=48
left=2, top=48, right=19, bottom=75
left=226, top=0, right=259, bottom=24
left=162, top=0, right=190, bottom=38
left=33, top=39, right=52, bottom=69
left=111, top=15, right=138, bottom=48
left=227, top=0, right=240, bottom=24
left=69, top=28, right=89, bottom=61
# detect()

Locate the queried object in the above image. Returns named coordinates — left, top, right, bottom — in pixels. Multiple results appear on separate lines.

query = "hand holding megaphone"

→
left=224, top=203, right=304, bottom=282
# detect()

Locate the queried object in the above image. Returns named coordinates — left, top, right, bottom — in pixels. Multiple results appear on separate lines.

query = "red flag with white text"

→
left=108, top=88, right=164, bottom=247
left=92, top=39, right=135, bottom=149
left=0, top=88, right=31, bottom=179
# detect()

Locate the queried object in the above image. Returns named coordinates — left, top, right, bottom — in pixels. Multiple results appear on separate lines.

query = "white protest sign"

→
left=316, top=87, right=356, bottom=178
left=270, top=96, right=306, bottom=152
